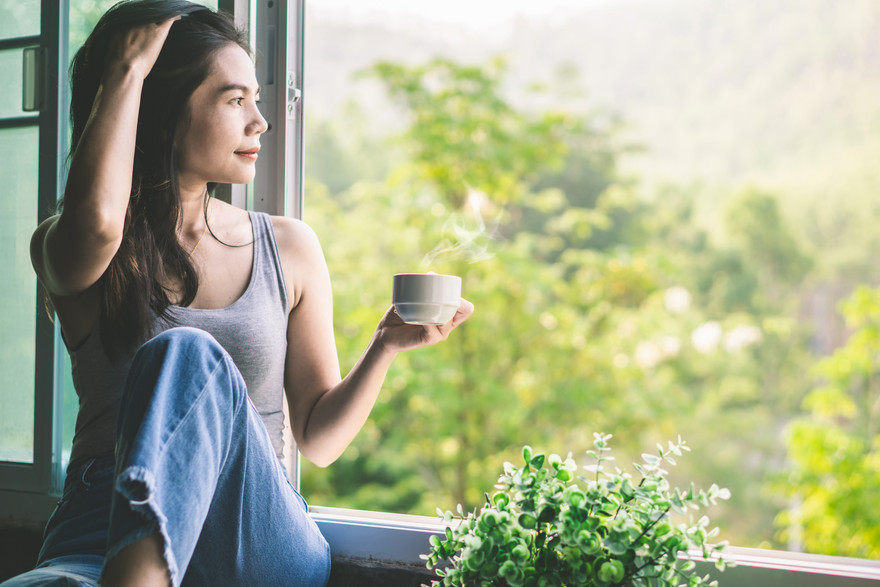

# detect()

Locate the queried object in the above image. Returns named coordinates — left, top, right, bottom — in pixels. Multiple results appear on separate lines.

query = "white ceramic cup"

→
left=392, top=273, right=462, bottom=325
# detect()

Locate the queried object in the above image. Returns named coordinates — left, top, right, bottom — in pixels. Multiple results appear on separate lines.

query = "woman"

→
left=3, top=1, right=473, bottom=586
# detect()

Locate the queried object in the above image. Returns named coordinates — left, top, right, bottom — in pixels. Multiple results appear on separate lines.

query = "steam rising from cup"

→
left=421, top=187, right=499, bottom=269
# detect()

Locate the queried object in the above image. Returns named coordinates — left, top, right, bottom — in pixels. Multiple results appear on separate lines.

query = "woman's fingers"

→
left=377, top=298, right=474, bottom=352
left=432, top=298, right=474, bottom=339
left=449, top=298, right=475, bottom=329
left=137, top=15, right=181, bottom=69
left=156, top=15, right=183, bottom=27
left=105, top=15, right=181, bottom=80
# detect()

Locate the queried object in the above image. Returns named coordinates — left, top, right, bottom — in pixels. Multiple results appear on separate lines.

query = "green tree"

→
left=302, top=57, right=657, bottom=512
left=361, top=57, right=571, bottom=208
left=723, top=189, right=812, bottom=312
left=300, top=56, right=816, bottom=551
left=774, top=286, right=880, bottom=558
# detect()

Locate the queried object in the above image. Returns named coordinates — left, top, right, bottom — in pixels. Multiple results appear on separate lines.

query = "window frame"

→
left=0, top=0, right=64, bottom=496
left=0, top=1, right=878, bottom=585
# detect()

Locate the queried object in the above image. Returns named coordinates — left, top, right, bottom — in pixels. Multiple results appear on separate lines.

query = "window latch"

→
left=22, top=46, right=47, bottom=112
left=286, top=71, right=301, bottom=119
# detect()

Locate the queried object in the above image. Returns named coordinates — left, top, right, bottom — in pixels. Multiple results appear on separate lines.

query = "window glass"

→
left=300, top=0, right=880, bottom=559
left=68, top=1, right=121, bottom=54
left=0, top=0, right=41, bottom=468
left=0, top=0, right=39, bottom=38
left=0, top=126, right=39, bottom=464
left=0, top=50, right=27, bottom=119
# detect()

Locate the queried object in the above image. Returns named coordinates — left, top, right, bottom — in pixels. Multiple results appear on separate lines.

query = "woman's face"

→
left=176, top=44, right=267, bottom=191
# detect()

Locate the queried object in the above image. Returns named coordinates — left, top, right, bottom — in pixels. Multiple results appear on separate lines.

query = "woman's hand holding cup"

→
left=375, top=273, right=474, bottom=353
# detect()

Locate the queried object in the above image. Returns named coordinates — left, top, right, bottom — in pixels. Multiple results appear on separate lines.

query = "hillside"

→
left=304, top=0, right=880, bottom=200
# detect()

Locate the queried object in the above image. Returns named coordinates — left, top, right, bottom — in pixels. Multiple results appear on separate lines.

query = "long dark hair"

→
left=66, top=0, right=250, bottom=356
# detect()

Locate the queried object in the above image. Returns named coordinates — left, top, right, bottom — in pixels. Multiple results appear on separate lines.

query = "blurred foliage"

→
left=296, top=56, right=869, bottom=555
left=360, top=57, right=572, bottom=209
left=773, top=286, right=880, bottom=558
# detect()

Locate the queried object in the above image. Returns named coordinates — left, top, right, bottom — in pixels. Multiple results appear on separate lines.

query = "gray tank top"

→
left=68, top=212, right=290, bottom=468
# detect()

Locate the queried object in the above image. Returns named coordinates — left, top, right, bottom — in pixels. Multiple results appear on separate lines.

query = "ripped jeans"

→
left=1, top=327, right=331, bottom=587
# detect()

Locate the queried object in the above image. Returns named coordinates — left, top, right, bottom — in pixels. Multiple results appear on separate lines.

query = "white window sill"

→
left=2, top=492, right=878, bottom=586
left=311, top=506, right=880, bottom=587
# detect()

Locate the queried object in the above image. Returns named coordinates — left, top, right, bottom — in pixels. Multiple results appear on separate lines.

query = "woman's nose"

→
left=249, top=105, right=269, bottom=135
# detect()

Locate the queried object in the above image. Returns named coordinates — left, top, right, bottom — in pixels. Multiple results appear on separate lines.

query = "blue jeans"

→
left=2, top=327, right=331, bottom=587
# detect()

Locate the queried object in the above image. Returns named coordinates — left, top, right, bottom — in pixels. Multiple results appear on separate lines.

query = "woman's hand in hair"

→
left=31, top=19, right=181, bottom=309
left=104, top=15, right=181, bottom=81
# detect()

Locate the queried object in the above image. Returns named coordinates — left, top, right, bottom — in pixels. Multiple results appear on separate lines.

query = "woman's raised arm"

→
left=31, top=17, right=179, bottom=297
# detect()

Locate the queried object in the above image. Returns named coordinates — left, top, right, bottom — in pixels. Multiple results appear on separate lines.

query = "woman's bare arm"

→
left=32, top=17, right=179, bottom=298
left=275, top=217, right=474, bottom=467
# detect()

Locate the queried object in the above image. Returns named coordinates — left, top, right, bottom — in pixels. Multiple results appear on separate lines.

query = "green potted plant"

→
left=423, top=433, right=734, bottom=587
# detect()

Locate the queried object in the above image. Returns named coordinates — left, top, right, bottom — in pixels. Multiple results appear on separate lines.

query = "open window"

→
left=0, top=2, right=878, bottom=585
left=292, top=0, right=880, bottom=584
left=0, top=0, right=62, bottom=496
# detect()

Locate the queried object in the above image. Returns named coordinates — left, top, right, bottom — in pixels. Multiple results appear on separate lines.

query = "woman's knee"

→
left=140, top=327, right=223, bottom=359
left=128, top=327, right=233, bottom=391
left=119, top=327, right=248, bottom=438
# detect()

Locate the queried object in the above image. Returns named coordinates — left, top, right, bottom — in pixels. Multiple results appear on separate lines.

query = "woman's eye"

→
left=232, top=97, right=244, bottom=106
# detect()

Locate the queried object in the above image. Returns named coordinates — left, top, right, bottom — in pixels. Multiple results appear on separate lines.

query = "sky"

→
left=312, top=0, right=618, bottom=30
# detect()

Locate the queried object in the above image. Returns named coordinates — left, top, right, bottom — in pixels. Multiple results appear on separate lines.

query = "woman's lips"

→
left=235, top=148, right=259, bottom=160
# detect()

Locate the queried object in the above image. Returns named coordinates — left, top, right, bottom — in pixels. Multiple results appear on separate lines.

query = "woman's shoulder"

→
left=268, top=215, right=322, bottom=256
left=266, top=215, right=327, bottom=311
